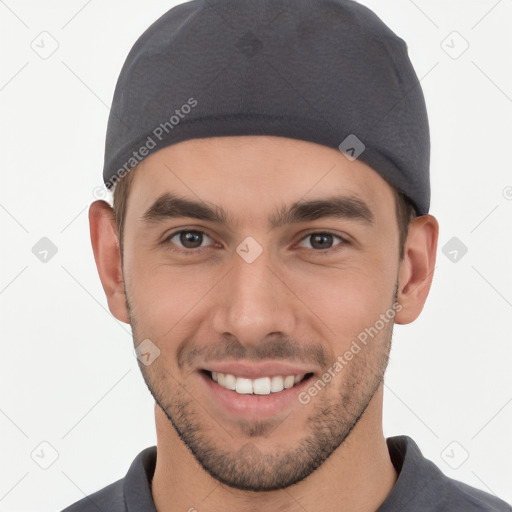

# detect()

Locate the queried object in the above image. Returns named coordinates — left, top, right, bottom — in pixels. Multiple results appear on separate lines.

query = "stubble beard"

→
left=126, top=286, right=396, bottom=491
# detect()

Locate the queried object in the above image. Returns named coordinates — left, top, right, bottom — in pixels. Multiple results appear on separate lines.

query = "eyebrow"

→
left=140, top=192, right=374, bottom=229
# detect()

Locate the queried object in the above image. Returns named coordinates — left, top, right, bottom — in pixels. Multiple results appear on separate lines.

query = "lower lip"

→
left=199, top=371, right=313, bottom=420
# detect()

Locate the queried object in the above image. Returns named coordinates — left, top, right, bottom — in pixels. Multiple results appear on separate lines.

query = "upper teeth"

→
left=211, top=372, right=306, bottom=395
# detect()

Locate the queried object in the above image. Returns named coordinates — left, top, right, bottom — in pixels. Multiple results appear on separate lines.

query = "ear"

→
left=89, top=200, right=130, bottom=324
left=394, top=214, right=439, bottom=324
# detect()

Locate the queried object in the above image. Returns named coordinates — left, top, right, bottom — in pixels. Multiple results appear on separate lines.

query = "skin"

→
left=89, top=135, right=438, bottom=512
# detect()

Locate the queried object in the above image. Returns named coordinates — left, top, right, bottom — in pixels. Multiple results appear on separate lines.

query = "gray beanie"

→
left=103, top=0, right=430, bottom=215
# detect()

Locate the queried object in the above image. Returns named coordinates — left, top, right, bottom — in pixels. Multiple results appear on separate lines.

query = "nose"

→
left=212, top=247, right=298, bottom=348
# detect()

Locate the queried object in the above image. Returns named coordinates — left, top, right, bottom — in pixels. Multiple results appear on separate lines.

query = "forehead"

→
left=127, top=135, right=396, bottom=226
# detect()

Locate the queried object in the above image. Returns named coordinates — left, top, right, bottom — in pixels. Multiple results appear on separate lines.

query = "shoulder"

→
left=58, top=445, right=157, bottom=512
left=385, top=436, right=512, bottom=512
left=437, top=474, right=512, bottom=511
left=59, top=478, right=125, bottom=512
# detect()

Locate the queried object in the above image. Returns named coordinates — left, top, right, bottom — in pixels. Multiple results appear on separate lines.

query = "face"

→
left=119, top=135, right=403, bottom=491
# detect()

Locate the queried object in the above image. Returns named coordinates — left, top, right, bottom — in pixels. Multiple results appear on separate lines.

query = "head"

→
left=90, top=134, right=438, bottom=491
left=94, top=0, right=436, bottom=494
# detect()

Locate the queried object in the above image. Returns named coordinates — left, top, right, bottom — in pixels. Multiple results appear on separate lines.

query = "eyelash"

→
left=162, top=229, right=349, bottom=256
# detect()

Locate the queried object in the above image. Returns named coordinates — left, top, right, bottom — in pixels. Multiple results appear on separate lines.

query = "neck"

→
left=151, top=385, right=397, bottom=512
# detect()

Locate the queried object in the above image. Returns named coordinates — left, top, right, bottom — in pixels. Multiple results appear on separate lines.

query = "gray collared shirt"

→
left=60, top=435, right=512, bottom=511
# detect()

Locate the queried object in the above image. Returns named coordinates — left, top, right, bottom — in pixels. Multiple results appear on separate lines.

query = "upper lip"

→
left=200, top=361, right=316, bottom=380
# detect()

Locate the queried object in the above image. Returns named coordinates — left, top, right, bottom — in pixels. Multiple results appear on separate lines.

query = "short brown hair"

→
left=111, top=168, right=416, bottom=261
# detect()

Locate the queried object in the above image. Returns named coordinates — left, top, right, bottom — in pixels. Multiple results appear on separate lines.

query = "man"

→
left=61, top=0, right=511, bottom=510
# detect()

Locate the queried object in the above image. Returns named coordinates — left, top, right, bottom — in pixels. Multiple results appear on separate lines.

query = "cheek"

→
left=290, top=252, right=398, bottom=346
left=126, top=254, right=217, bottom=334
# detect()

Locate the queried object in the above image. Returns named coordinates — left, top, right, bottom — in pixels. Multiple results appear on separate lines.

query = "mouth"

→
left=200, top=369, right=315, bottom=396
left=197, top=361, right=319, bottom=419
left=199, top=368, right=316, bottom=419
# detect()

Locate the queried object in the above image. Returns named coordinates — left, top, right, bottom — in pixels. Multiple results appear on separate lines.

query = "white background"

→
left=1, top=0, right=511, bottom=510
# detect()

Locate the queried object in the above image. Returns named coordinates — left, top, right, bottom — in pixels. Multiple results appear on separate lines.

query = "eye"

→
left=162, top=229, right=349, bottom=255
left=164, top=230, right=215, bottom=253
left=297, top=231, right=348, bottom=251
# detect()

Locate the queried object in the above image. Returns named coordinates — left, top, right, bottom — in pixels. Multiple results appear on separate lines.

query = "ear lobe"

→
left=89, top=200, right=130, bottom=324
left=394, top=214, right=439, bottom=325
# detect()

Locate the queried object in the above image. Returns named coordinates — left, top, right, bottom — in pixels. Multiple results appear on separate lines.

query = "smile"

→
left=205, top=370, right=314, bottom=395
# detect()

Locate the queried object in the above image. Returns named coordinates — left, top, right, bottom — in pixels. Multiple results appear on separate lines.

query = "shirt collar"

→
left=377, top=435, right=445, bottom=511
left=124, top=445, right=158, bottom=512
